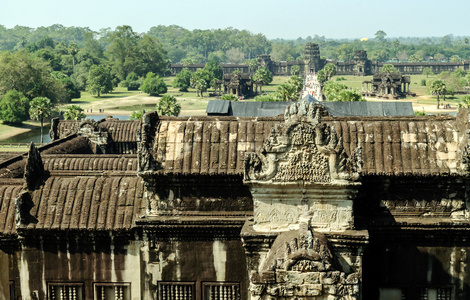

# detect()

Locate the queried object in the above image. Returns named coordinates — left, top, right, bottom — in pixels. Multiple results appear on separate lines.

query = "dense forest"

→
left=1, top=24, right=470, bottom=64
left=0, top=24, right=469, bottom=108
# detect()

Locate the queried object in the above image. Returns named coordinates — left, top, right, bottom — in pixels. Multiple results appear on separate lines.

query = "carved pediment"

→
left=251, top=226, right=361, bottom=299
left=262, top=227, right=337, bottom=273
left=245, top=101, right=362, bottom=184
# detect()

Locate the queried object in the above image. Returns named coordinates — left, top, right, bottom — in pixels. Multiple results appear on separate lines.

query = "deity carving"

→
left=249, top=226, right=361, bottom=299
left=245, top=102, right=362, bottom=185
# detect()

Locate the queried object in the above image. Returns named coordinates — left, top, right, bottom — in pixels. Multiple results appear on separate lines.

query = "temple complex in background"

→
left=170, top=43, right=470, bottom=76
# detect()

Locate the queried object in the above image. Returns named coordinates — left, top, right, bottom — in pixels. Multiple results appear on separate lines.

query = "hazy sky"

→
left=1, top=0, right=469, bottom=39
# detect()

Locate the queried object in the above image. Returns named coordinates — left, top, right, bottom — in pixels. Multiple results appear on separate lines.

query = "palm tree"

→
left=69, top=43, right=78, bottom=74
left=63, top=105, right=86, bottom=120
left=29, top=97, right=54, bottom=143
left=430, top=80, right=446, bottom=109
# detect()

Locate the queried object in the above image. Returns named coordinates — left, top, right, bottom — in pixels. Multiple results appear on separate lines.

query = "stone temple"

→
left=1, top=105, right=470, bottom=300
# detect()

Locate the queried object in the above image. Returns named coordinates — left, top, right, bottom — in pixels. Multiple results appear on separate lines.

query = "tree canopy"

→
left=63, top=105, right=86, bottom=120
left=156, top=95, right=181, bottom=116
left=253, top=67, right=273, bottom=92
left=381, top=64, right=399, bottom=73
left=323, top=63, right=337, bottom=80
left=172, top=68, right=192, bottom=92
left=141, top=72, right=167, bottom=96
left=0, top=51, right=68, bottom=102
left=0, top=90, right=30, bottom=124
left=322, top=81, right=364, bottom=102
left=86, top=64, right=113, bottom=97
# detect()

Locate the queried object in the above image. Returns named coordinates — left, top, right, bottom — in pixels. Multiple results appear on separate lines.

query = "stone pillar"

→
left=0, top=250, right=9, bottom=300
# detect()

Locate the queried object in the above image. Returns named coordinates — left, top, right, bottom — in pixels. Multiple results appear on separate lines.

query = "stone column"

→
left=0, top=250, right=9, bottom=300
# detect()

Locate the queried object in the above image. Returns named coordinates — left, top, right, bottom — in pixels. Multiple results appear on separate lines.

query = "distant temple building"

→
left=215, top=73, right=254, bottom=97
left=362, top=72, right=412, bottom=99
left=169, top=43, right=470, bottom=76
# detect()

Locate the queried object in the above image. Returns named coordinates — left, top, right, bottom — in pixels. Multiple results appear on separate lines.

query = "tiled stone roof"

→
left=23, top=175, right=145, bottom=231
left=153, top=115, right=462, bottom=176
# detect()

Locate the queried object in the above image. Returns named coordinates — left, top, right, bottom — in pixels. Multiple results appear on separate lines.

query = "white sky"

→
left=1, top=0, right=469, bottom=39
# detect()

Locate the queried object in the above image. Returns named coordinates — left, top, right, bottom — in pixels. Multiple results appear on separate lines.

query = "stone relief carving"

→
left=250, top=226, right=360, bottom=299
left=245, top=101, right=361, bottom=231
left=77, top=120, right=109, bottom=153
left=137, top=112, right=159, bottom=173
left=245, top=102, right=362, bottom=184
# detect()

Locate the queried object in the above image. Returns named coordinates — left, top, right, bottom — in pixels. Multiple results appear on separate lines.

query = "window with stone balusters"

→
left=158, top=282, right=195, bottom=299
left=203, top=282, right=240, bottom=300
left=94, top=283, right=130, bottom=300
left=48, top=283, right=83, bottom=300
left=419, top=287, right=453, bottom=300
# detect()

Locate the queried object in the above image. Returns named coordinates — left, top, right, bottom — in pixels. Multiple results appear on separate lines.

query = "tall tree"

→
left=323, top=63, right=337, bottom=81
left=275, top=83, right=297, bottom=101
left=69, top=43, right=78, bottom=74
left=225, top=47, right=245, bottom=63
left=29, top=97, right=54, bottom=143
left=396, top=51, right=409, bottom=62
left=203, top=59, right=223, bottom=84
left=316, top=70, right=327, bottom=85
left=322, top=82, right=364, bottom=102
left=290, top=65, right=300, bottom=76
left=409, top=53, right=423, bottom=62
left=374, top=30, right=387, bottom=42
left=253, top=67, right=273, bottom=93
left=434, top=53, right=446, bottom=62
left=287, top=75, right=303, bottom=95
left=106, top=25, right=142, bottom=81
left=190, top=69, right=211, bottom=96
left=139, top=34, right=168, bottom=76
left=86, top=64, right=113, bottom=97
left=430, top=80, right=446, bottom=109
left=422, top=67, right=434, bottom=78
